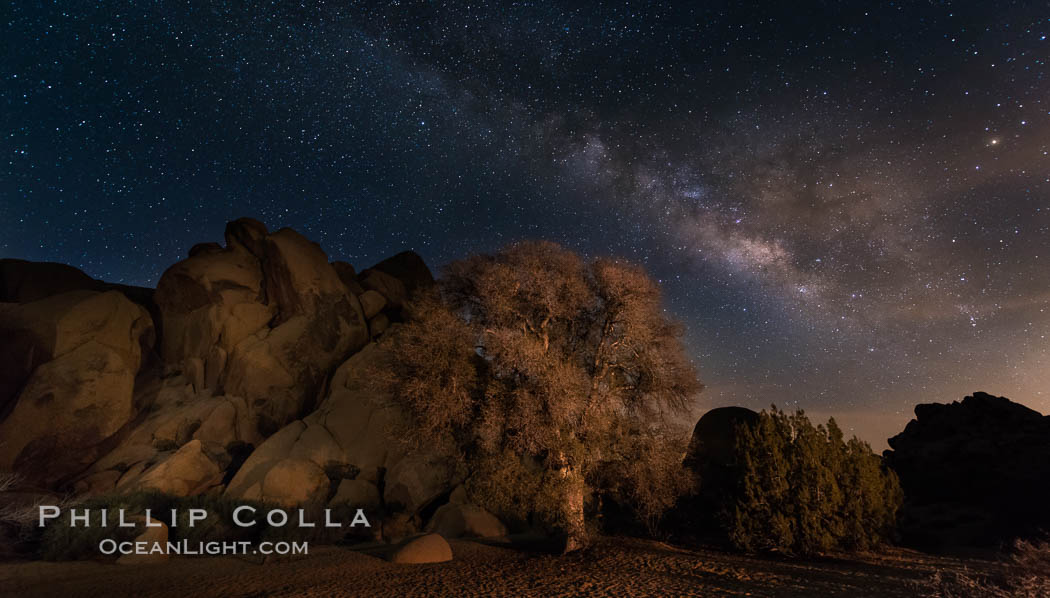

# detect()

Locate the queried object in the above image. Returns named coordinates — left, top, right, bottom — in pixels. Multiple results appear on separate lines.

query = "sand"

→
left=0, top=536, right=993, bottom=597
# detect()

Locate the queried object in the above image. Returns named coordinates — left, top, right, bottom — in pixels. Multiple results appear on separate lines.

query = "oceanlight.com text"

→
left=98, top=538, right=309, bottom=557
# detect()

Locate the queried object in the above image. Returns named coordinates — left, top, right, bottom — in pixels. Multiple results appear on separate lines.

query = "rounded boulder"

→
left=388, top=533, right=453, bottom=564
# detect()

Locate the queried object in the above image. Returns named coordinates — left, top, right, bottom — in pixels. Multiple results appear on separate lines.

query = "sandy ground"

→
left=0, top=537, right=993, bottom=598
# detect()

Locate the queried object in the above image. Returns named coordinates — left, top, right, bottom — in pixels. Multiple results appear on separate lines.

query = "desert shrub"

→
left=0, top=472, right=75, bottom=554
left=374, top=242, right=702, bottom=549
left=720, top=406, right=901, bottom=555
left=0, top=471, right=21, bottom=493
left=925, top=538, right=1050, bottom=597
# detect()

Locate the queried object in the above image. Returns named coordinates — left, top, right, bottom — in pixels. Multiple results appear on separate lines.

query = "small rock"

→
left=358, top=290, right=387, bottom=319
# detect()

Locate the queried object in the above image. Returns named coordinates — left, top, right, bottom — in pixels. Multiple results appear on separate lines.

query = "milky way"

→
left=3, top=2, right=1048, bottom=446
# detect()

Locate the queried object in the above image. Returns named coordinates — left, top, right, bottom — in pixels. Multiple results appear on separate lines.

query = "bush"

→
left=926, top=537, right=1050, bottom=597
left=719, top=406, right=901, bottom=555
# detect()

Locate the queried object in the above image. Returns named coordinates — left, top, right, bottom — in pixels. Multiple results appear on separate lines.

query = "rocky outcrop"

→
left=678, top=406, right=760, bottom=530
left=0, top=290, right=155, bottom=486
left=0, top=258, right=158, bottom=328
left=0, top=259, right=103, bottom=303
left=884, top=392, right=1050, bottom=548
left=155, top=219, right=373, bottom=437
left=224, top=341, right=458, bottom=515
left=367, top=251, right=435, bottom=295
left=72, top=379, right=257, bottom=497
left=1, top=218, right=443, bottom=526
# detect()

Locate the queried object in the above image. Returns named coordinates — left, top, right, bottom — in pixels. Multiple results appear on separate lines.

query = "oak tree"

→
left=378, top=241, right=701, bottom=550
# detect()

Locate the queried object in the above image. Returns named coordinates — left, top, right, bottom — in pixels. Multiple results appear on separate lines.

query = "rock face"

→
left=0, top=290, right=155, bottom=486
left=155, top=219, right=373, bottom=437
left=884, top=392, right=1050, bottom=548
left=0, top=218, right=457, bottom=539
left=0, top=258, right=158, bottom=326
left=224, top=341, right=457, bottom=515
left=0, top=259, right=103, bottom=303
left=388, top=533, right=453, bottom=564
left=367, top=251, right=435, bottom=295
left=136, top=439, right=225, bottom=496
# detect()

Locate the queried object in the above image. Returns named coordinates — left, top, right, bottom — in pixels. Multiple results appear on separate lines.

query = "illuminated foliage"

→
left=377, top=241, right=701, bottom=548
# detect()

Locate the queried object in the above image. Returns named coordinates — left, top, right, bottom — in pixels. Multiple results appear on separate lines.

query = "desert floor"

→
left=0, top=536, right=994, bottom=597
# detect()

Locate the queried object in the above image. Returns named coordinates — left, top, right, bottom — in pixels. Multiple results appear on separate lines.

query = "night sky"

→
left=3, top=2, right=1049, bottom=447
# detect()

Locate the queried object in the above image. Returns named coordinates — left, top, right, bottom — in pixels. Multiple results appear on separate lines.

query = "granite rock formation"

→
left=884, top=391, right=1050, bottom=548
left=0, top=219, right=463, bottom=541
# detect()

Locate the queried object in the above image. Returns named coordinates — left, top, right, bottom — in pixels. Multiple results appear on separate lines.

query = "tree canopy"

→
left=720, top=407, right=902, bottom=555
left=376, top=241, right=702, bottom=549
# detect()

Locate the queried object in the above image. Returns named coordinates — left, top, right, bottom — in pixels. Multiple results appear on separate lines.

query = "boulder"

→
left=225, top=341, right=456, bottom=515
left=358, top=290, right=386, bottom=319
left=329, top=479, right=381, bottom=509
left=223, top=228, right=369, bottom=430
left=224, top=217, right=268, bottom=257
left=82, top=390, right=254, bottom=496
left=388, top=533, right=452, bottom=564
left=288, top=424, right=348, bottom=471
left=0, top=290, right=155, bottom=487
left=0, top=259, right=157, bottom=346
left=260, top=458, right=330, bottom=507
left=137, top=440, right=224, bottom=496
left=188, top=242, right=223, bottom=257
left=224, top=421, right=308, bottom=500
left=204, top=345, right=227, bottom=391
left=884, top=392, right=1050, bottom=547
left=0, top=290, right=154, bottom=372
left=1, top=221, right=443, bottom=501
left=154, top=239, right=272, bottom=366
left=680, top=406, right=761, bottom=529
left=223, top=347, right=391, bottom=504
left=0, top=259, right=103, bottom=303
left=426, top=503, right=508, bottom=540
left=331, top=261, right=365, bottom=295
left=0, top=312, right=51, bottom=416
left=360, top=270, right=407, bottom=309
left=684, top=406, right=759, bottom=470
left=262, top=228, right=362, bottom=325
left=73, top=469, right=123, bottom=497
left=309, top=343, right=407, bottom=475
left=368, top=251, right=435, bottom=295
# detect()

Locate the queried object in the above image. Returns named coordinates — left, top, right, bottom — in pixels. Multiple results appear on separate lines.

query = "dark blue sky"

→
left=3, top=2, right=1049, bottom=446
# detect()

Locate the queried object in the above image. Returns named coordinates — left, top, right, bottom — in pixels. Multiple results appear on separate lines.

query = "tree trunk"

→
left=555, top=452, right=587, bottom=553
